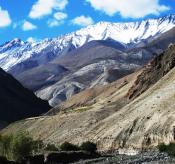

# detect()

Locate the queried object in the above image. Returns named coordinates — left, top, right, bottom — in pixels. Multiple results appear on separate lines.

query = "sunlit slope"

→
left=2, top=45, right=175, bottom=151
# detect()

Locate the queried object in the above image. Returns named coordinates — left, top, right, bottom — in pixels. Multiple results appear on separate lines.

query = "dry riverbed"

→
left=74, top=150, right=175, bottom=164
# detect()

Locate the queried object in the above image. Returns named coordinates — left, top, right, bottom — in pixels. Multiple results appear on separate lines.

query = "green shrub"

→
left=80, top=141, right=97, bottom=153
left=45, top=143, right=59, bottom=151
left=60, top=142, right=80, bottom=151
left=166, top=143, right=175, bottom=156
left=10, top=132, right=34, bottom=161
left=158, top=143, right=175, bottom=156
left=0, top=134, right=13, bottom=158
left=0, top=132, right=44, bottom=161
left=158, top=143, right=167, bottom=152
left=31, top=140, right=44, bottom=154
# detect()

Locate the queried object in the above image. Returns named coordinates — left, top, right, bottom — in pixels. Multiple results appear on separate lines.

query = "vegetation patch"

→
left=80, top=141, right=97, bottom=153
left=158, top=143, right=175, bottom=156
left=0, top=132, right=43, bottom=162
left=74, top=106, right=92, bottom=113
left=0, top=132, right=97, bottom=162
left=44, top=143, right=59, bottom=151
left=61, top=106, right=93, bottom=114
left=60, top=142, right=80, bottom=151
left=60, top=141, right=97, bottom=153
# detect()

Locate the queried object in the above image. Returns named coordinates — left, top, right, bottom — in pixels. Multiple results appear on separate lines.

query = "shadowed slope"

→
left=0, top=68, right=50, bottom=123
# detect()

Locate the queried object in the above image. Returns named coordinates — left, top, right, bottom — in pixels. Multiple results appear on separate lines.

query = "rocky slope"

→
left=16, top=25, right=175, bottom=107
left=2, top=44, right=175, bottom=151
left=3, top=39, right=136, bottom=107
left=0, top=68, right=50, bottom=124
left=127, top=43, right=175, bottom=100
left=14, top=63, right=69, bottom=91
left=18, top=40, right=139, bottom=106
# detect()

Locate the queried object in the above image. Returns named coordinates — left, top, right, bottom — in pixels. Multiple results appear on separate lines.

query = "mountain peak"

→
left=0, top=14, right=175, bottom=71
left=0, top=38, right=24, bottom=49
left=158, top=13, right=175, bottom=23
left=12, top=38, right=25, bottom=45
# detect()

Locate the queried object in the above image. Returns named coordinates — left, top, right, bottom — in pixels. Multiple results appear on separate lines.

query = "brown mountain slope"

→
left=2, top=69, right=138, bottom=145
left=53, top=44, right=175, bottom=112
left=147, top=27, right=175, bottom=49
left=48, top=71, right=138, bottom=115
left=127, top=44, right=175, bottom=100
left=15, top=40, right=142, bottom=107
left=2, top=44, right=175, bottom=151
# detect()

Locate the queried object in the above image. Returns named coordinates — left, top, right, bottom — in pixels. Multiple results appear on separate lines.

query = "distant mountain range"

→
left=1, top=14, right=175, bottom=106
left=1, top=14, right=175, bottom=71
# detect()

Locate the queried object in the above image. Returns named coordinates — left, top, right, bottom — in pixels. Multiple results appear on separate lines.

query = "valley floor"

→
left=1, top=150, right=175, bottom=164
left=74, top=151, right=175, bottom=164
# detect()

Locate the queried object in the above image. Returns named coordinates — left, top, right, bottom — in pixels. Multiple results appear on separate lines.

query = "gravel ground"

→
left=74, top=151, right=175, bottom=164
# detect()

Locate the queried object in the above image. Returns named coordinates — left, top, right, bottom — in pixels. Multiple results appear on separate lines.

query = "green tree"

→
left=10, top=132, right=34, bottom=161
left=158, top=143, right=167, bottom=152
left=0, top=134, right=13, bottom=158
left=45, top=143, right=59, bottom=151
left=80, top=141, right=97, bottom=153
left=0, top=132, right=43, bottom=161
left=158, top=143, right=175, bottom=156
left=33, top=140, right=44, bottom=154
left=60, top=142, right=80, bottom=151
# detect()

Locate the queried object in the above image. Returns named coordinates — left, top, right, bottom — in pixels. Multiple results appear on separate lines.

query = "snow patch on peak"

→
left=0, top=14, right=175, bottom=71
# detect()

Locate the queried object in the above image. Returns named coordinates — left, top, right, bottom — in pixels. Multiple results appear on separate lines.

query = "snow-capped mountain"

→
left=0, top=14, right=175, bottom=71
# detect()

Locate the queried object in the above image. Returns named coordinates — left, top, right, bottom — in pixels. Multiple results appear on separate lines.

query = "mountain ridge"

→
left=0, top=14, right=175, bottom=107
left=0, top=14, right=175, bottom=72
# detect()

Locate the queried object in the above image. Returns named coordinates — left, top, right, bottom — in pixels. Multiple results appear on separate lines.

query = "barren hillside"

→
left=2, top=45, right=175, bottom=151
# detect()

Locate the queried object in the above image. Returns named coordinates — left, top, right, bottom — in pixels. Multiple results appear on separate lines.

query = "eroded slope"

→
left=2, top=45, right=175, bottom=151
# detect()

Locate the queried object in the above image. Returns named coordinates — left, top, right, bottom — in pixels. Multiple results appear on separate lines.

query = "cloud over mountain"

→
left=86, top=0, right=170, bottom=18
left=0, top=6, right=12, bottom=27
left=71, top=15, right=94, bottom=27
left=22, top=21, right=37, bottom=31
left=47, top=12, right=68, bottom=27
left=29, top=0, right=68, bottom=19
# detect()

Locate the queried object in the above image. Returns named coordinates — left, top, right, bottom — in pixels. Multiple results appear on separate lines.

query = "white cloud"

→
left=22, top=21, right=37, bottom=31
left=0, top=7, right=12, bottom=27
left=86, top=0, right=169, bottom=18
left=47, top=19, right=64, bottom=27
left=29, top=0, right=68, bottom=19
left=71, top=15, right=94, bottom=27
left=47, top=12, right=67, bottom=27
left=54, top=12, right=67, bottom=20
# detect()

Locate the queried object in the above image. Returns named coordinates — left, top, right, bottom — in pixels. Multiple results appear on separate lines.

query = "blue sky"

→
left=0, top=0, right=175, bottom=44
